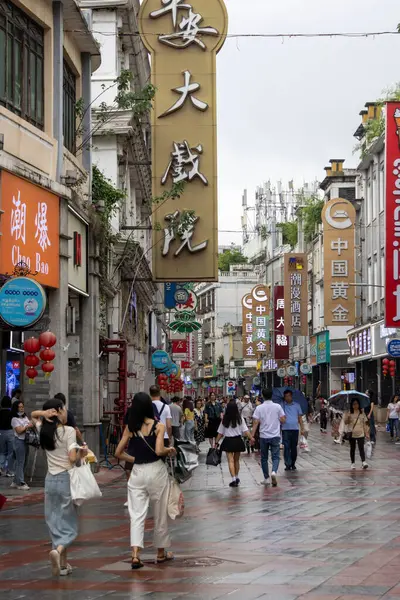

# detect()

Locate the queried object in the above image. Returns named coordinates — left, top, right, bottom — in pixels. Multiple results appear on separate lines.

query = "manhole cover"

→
left=179, top=557, right=225, bottom=568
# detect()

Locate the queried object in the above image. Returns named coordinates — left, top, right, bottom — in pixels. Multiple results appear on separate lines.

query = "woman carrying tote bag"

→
left=32, top=398, right=87, bottom=577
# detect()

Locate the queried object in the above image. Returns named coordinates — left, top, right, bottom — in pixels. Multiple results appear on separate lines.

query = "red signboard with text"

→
left=385, top=102, right=400, bottom=326
left=274, top=286, right=289, bottom=360
left=171, top=339, right=188, bottom=355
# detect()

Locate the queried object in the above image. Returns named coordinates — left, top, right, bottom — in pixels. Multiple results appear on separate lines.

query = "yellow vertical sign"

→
left=321, top=198, right=356, bottom=327
left=138, top=0, right=228, bottom=282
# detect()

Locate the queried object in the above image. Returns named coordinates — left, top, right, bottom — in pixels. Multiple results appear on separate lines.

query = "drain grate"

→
left=178, top=557, right=226, bottom=568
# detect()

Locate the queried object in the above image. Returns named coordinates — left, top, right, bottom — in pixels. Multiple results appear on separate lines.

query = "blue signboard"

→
left=151, top=350, right=170, bottom=371
left=388, top=339, right=400, bottom=358
left=0, top=277, right=46, bottom=328
left=164, top=283, right=177, bottom=309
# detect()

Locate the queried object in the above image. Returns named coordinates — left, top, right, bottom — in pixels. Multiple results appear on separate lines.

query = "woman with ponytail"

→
left=32, top=398, right=85, bottom=577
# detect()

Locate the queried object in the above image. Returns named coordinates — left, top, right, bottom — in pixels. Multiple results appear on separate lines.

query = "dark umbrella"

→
left=272, top=387, right=309, bottom=414
left=328, top=391, right=370, bottom=412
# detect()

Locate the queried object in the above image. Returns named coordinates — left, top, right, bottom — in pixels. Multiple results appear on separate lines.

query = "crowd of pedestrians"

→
left=0, top=383, right=389, bottom=580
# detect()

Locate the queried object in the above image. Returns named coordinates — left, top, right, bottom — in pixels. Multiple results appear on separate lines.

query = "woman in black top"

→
left=204, top=392, right=223, bottom=448
left=115, top=392, right=176, bottom=570
left=0, top=396, right=14, bottom=477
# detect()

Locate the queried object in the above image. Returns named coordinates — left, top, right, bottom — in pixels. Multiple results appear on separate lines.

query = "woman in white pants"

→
left=115, top=392, right=176, bottom=569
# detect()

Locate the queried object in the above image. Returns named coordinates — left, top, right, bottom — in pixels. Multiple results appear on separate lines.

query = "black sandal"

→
left=156, top=551, right=174, bottom=564
left=131, top=557, right=144, bottom=570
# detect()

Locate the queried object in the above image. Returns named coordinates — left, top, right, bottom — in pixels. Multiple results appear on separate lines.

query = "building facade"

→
left=0, top=0, right=102, bottom=455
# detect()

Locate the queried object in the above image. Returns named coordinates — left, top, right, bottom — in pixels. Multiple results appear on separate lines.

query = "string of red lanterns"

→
left=23, top=332, right=57, bottom=384
left=156, top=373, right=183, bottom=394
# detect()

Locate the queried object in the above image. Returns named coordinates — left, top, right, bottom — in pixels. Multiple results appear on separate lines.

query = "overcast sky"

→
left=217, top=0, right=400, bottom=245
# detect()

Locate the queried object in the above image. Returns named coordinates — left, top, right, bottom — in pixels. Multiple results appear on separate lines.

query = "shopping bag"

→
left=206, top=447, right=221, bottom=466
left=365, top=441, right=372, bottom=460
left=69, top=460, right=102, bottom=506
left=25, top=425, right=40, bottom=448
left=299, top=435, right=310, bottom=452
left=168, top=477, right=184, bottom=520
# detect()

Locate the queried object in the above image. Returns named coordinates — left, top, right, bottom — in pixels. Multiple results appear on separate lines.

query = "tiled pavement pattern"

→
left=2, top=427, right=400, bottom=599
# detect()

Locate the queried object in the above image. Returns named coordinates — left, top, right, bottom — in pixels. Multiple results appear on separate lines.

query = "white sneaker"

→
left=261, top=479, right=270, bottom=486
left=271, top=472, right=278, bottom=487
left=351, top=463, right=356, bottom=470
left=6, top=472, right=14, bottom=478
left=124, top=501, right=128, bottom=507
left=17, top=483, right=30, bottom=490
left=362, top=462, right=369, bottom=470
left=60, top=563, right=73, bottom=576
left=10, top=482, right=18, bottom=488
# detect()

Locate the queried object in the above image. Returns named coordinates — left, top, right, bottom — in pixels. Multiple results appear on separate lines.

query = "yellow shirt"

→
left=184, top=408, right=194, bottom=421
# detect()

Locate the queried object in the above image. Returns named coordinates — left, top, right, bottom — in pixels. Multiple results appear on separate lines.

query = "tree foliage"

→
left=276, top=221, right=298, bottom=247
left=354, top=82, right=400, bottom=157
left=299, top=195, right=325, bottom=243
left=218, top=247, right=248, bottom=272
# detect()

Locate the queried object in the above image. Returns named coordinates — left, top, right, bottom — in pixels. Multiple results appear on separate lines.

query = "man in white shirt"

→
left=149, top=385, right=172, bottom=444
left=251, top=388, right=286, bottom=487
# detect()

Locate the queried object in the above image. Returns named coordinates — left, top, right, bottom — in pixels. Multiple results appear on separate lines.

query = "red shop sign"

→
left=171, top=339, right=188, bottom=354
left=274, top=286, right=289, bottom=360
left=386, top=102, right=400, bottom=326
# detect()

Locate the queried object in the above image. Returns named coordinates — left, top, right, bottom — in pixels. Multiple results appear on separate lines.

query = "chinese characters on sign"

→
left=0, top=172, right=59, bottom=288
left=241, top=285, right=270, bottom=358
left=321, top=198, right=356, bottom=327
left=385, top=102, right=400, bottom=326
left=274, top=286, right=289, bottom=360
left=139, top=0, right=228, bottom=281
left=284, top=254, right=308, bottom=336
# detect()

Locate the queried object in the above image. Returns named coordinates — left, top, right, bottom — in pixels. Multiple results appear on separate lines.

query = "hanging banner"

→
left=283, top=253, right=308, bottom=336
left=274, top=286, right=289, bottom=360
left=385, top=102, right=400, bottom=326
left=139, top=0, right=228, bottom=282
left=242, top=285, right=270, bottom=358
left=321, top=198, right=356, bottom=327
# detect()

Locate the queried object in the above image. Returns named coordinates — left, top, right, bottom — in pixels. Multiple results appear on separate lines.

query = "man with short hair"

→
left=54, top=392, right=84, bottom=443
left=170, top=396, right=183, bottom=441
left=149, top=385, right=172, bottom=443
left=251, top=388, right=285, bottom=486
left=281, top=389, right=304, bottom=471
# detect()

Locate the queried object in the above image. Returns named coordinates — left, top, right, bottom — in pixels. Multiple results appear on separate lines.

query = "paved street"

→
left=2, top=426, right=400, bottom=600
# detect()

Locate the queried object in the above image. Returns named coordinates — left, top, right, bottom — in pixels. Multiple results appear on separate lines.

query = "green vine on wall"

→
left=299, top=195, right=325, bottom=243
left=276, top=221, right=298, bottom=247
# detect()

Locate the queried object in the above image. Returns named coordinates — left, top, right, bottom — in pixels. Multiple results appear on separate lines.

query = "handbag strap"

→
left=351, top=413, right=361, bottom=432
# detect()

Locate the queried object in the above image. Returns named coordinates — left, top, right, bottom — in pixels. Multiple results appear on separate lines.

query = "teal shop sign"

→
left=0, top=277, right=46, bottom=329
left=316, top=331, right=331, bottom=364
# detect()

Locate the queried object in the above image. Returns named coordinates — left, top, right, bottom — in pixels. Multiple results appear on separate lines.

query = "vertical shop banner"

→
left=385, top=102, right=400, bottom=326
left=242, top=285, right=271, bottom=358
left=283, top=253, right=308, bottom=336
left=321, top=198, right=356, bottom=327
left=139, top=0, right=228, bottom=282
left=274, top=286, right=289, bottom=360
left=0, top=171, right=60, bottom=288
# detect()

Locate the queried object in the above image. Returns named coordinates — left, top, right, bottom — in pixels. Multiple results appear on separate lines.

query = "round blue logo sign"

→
left=151, top=350, right=170, bottom=371
left=0, top=277, right=46, bottom=328
left=388, top=339, right=400, bottom=358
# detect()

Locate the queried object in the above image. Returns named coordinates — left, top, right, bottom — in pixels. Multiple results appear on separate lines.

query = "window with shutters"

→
left=0, top=0, right=44, bottom=129
left=63, top=59, right=76, bottom=153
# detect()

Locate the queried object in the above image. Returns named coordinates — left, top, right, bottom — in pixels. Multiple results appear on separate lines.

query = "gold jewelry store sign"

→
left=321, top=199, right=356, bottom=327
left=139, top=0, right=228, bottom=282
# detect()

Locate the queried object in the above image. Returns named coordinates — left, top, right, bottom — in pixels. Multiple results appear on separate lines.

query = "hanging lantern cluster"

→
left=382, top=358, right=396, bottom=378
left=24, top=332, right=57, bottom=383
left=24, top=337, right=41, bottom=384
left=157, top=373, right=183, bottom=394
left=39, top=331, right=56, bottom=378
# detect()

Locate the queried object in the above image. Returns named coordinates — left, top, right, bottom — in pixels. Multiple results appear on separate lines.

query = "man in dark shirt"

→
left=54, top=393, right=84, bottom=443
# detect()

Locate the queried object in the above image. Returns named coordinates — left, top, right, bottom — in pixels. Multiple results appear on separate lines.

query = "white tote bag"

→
left=167, top=476, right=184, bottom=520
left=69, top=461, right=102, bottom=506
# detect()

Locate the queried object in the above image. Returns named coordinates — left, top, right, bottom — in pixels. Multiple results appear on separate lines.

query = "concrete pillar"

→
left=49, top=199, right=69, bottom=399
left=53, top=1, right=63, bottom=182
left=81, top=236, right=101, bottom=455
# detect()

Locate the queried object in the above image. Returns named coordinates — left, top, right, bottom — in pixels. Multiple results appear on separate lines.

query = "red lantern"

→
left=40, top=348, right=56, bottom=362
left=383, top=358, right=390, bottom=366
left=26, top=367, right=38, bottom=384
left=24, top=337, right=41, bottom=354
left=390, top=360, right=396, bottom=367
left=42, top=362, right=55, bottom=378
left=25, top=354, right=40, bottom=368
left=39, top=331, right=57, bottom=348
